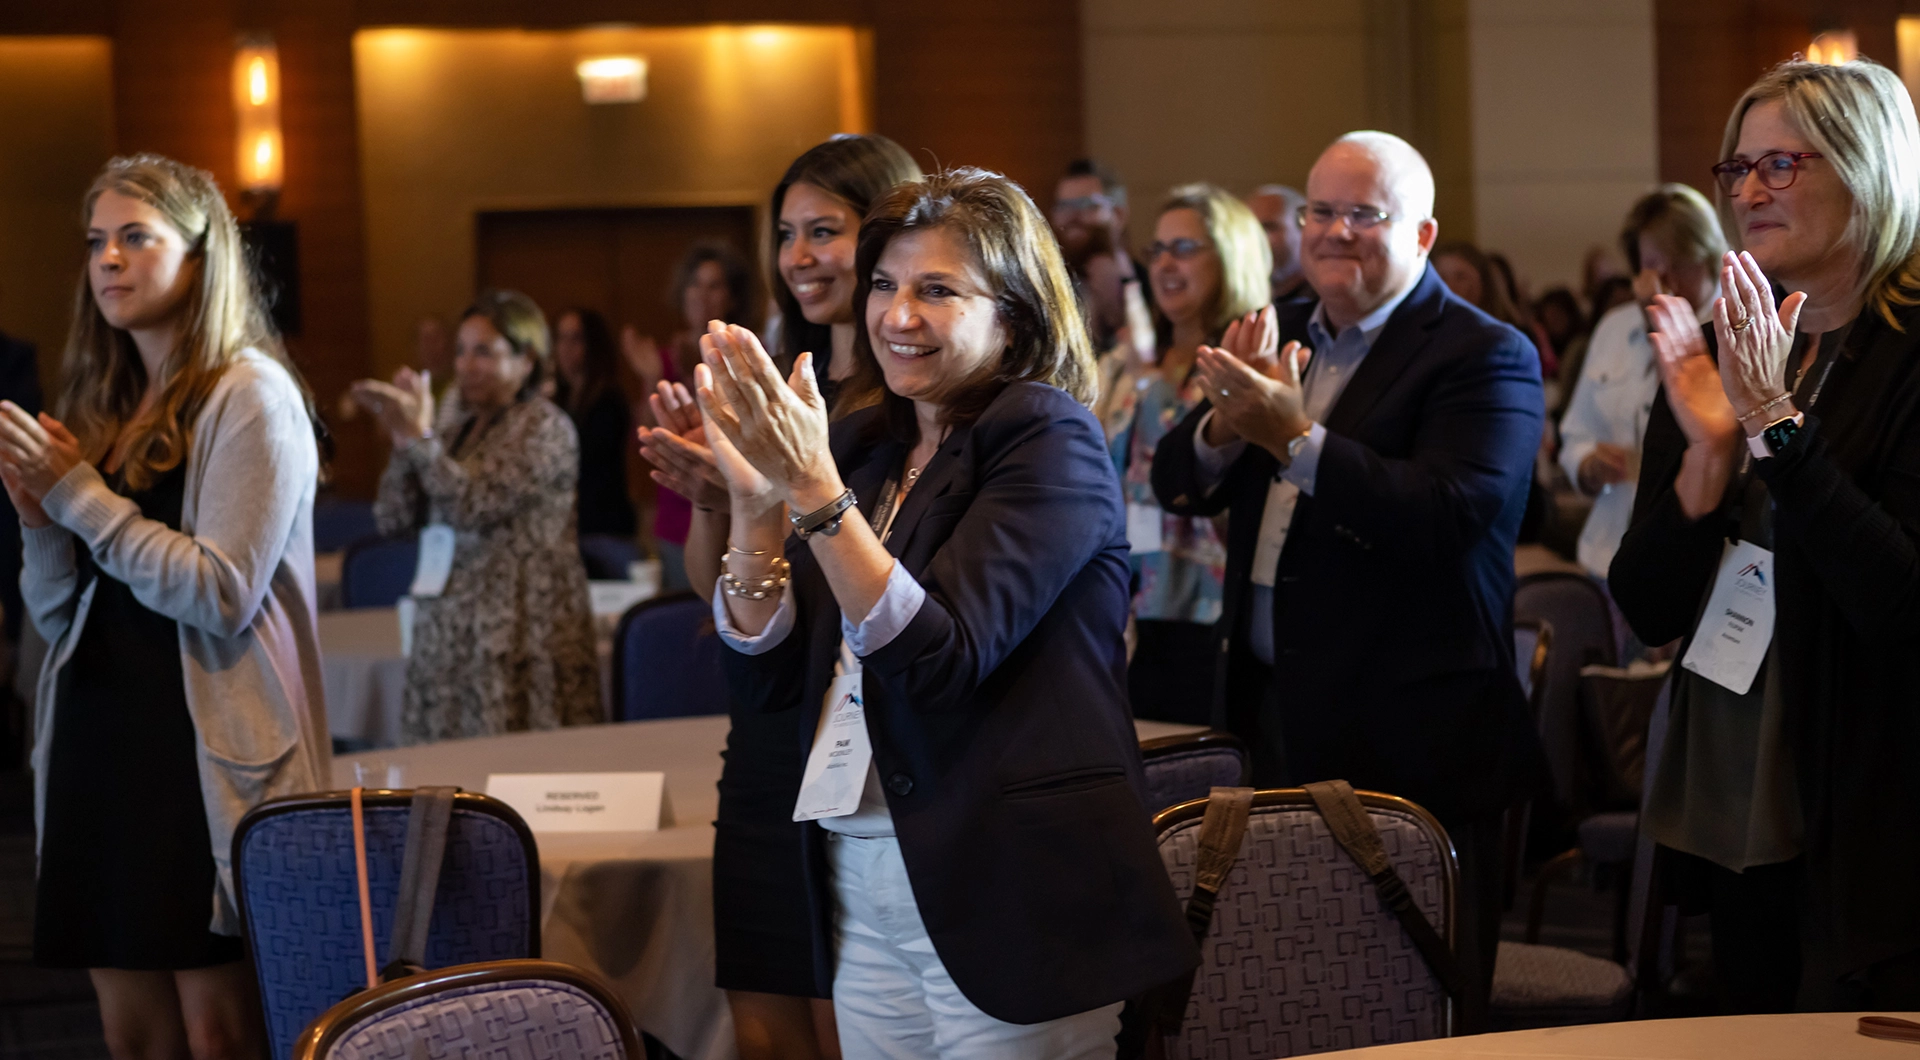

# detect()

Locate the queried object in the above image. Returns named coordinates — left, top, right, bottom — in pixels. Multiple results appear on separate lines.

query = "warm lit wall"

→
left=355, top=25, right=866, bottom=380
left=1080, top=0, right=1475, bottom=251
left=0, top=37, right=115, bottom=395
left=1468, top=0, right=1659, bottom=291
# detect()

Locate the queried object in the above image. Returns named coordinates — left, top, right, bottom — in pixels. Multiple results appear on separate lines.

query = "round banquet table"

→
left=1318, top=1012, right=1920, bottom=1059
left=332, top=713, right=1204, bottom=1060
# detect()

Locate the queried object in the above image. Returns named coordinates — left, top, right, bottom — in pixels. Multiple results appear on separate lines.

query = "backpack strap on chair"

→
left=382, top=786, right=460, bottom=982
left=1303, top=779, right=1468, bottom=1001
left=1152, top=785, right=1256, bottom=1035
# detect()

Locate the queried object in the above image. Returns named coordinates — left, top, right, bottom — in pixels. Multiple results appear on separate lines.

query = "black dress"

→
left=713, top=707, right=822, bottom=996
left=33, top=462, right=242, bottom=970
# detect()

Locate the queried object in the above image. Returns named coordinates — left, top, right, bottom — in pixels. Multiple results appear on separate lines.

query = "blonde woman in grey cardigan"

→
left=0, top=155, right=326, bottom=1059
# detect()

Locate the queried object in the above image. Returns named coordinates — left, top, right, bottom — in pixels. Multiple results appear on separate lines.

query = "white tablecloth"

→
left=332, top=715, right=1203, bottom=1060
left=321, top=585, right=650, bottom=748
left=1320, top=1012, right=1920, bottom=1059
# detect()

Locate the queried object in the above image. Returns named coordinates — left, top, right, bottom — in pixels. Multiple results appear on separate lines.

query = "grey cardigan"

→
left=25, top=350, right=329, bottom=935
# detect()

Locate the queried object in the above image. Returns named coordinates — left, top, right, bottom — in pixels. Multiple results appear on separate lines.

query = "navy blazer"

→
left=722, top=382, right=1197, bottom=1024
left=1152, top=266, right=1548, bottom=823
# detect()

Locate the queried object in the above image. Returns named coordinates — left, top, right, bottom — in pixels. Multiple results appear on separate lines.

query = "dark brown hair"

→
left=836, top=168, right=1097, bottom=442
left=769, top=135, right=923, bottom=375
left=670, top=241, right=754, bottom=329
left=1432, top=241, right=1526, bottom=332
left=552, top=306, right=617, bottom=416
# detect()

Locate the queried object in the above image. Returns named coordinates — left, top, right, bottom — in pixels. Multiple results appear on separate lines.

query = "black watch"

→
left=1748, top=413, right=1803, bottom=459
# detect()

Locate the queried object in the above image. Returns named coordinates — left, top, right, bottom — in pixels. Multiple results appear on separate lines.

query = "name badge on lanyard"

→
left=794, top=668, right=873, bottom=820
left=1679, top=539, right=1775, bottom=695
left=409, top=523, right=457, bottom=598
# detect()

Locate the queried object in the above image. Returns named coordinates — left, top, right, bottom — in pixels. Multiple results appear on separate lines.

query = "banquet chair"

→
left=579, top=533, right=639, bottom=581
left=339, top=534, right=418, bottom=610
left=1513, top=572, right=1619, bottom=822
left=1138, top=731, right=1249, bottom=815
left=313, top=498, right=379, bottom=555
left=1152, top=788, right=1455, bottom=1058
left=293, top=959, right=641, bottom=1060
left=233, top=790, right=541, bottom=1060
left=1502, top=619, right=1553, bottom=909
left=611, top=591, right=729, bottom=721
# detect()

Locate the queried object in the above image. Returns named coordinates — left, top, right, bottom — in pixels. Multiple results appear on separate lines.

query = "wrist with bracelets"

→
left=1739, top=392, right=1795, bottom=427
left=721, top=545, right=790, bottom=600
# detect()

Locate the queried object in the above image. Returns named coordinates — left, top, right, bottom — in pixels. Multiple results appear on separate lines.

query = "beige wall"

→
left=355, top=25, right=868, bottom=377
left=0, top=37, right=115, bottom=394
left=1081, top=0, right=1658, bottom=293
left=1467, top=0, right=1657, bottom=293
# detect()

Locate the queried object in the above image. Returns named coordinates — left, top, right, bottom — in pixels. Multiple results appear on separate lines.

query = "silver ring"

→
left=1731, top=315, right=1754, bottom=333
left=1219, top=388, right=1230, bottom=398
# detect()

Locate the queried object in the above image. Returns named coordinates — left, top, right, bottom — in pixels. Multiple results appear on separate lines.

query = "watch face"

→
left=1763, top=418, right=1800, bottom=454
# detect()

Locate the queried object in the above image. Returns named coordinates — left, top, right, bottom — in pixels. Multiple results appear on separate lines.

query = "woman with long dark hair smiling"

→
left=699, top=168, right=1194, bottom=1057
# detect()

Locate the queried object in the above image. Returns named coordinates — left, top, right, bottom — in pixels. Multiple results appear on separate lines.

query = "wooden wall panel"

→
left=0, top=0, right=1083, bottom=495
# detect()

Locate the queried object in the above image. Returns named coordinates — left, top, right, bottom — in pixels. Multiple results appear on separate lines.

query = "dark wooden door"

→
left=475, top=205, right=759, bottom=347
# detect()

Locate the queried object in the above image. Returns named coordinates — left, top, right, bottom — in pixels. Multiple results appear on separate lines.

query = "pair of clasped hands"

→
left=0, top=401, right=86, bottom=529
left=1645, top=251, right=1810, bottom=517
left=637, top=321, right=839, bottom=522
left=1193, top=305, right=1317, bottom=459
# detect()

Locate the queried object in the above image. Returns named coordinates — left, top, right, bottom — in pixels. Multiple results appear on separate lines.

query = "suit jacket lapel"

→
left=881, top=421, right=974, bottom=560
left=1323, top=265, right=1449, bottom=436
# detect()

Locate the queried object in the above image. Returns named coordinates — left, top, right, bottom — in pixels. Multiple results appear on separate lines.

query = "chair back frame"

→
left=609, top=589, right=720, bottom=721
left=292, top=959, right=642, bottom=1060
left=232, top=789, right=543, bottom=1059
left=1152, top=786, right=1459, bottom=1044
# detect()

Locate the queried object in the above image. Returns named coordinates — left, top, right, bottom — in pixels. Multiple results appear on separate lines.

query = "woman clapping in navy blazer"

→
left=696, top=168, right=1195, bottom=1058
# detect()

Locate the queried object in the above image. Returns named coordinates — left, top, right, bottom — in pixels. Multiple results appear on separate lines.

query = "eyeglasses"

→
left=1710, top=151, right=1824, bottom=193
left=1296, top=203, right=1394, bottom=231
left=1055, top=194, right=1116, bottom=214
left=1144, top=237, right=1213, bottom=262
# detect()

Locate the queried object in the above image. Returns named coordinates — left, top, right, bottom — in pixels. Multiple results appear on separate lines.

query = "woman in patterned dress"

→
left=353, top=289, right=599, bottom=743
left=1119, top=184, right=1271, bottom=723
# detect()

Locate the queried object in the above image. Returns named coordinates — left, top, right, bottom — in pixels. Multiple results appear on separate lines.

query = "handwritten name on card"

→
left=485, top=772, right=670, bottom=833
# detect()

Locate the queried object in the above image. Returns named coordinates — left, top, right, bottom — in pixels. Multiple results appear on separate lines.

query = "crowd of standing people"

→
left=14, top=51, right=1920, bottom=1060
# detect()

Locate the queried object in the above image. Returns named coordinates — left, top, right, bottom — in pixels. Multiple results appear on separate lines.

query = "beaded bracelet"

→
left=721, top=556, right=791, bottom=600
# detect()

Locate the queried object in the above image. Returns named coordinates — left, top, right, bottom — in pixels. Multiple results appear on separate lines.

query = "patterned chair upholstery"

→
left=294, top=960, right=641, bottom=1060
left=1153, top=789, right=1456, bottom=1059
left=611, top=591, right=730, bottom=720
left=234, top=791, right=541, bottom=1060
left=1138, top=731, right=1250, bottom=816
left=340, top=534, right=418, bottom=610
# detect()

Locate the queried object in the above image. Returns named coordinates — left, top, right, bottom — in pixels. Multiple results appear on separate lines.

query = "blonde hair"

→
left=460, top=289, right=551, bottom=399
left=1620, top=182, right=1727, bottom=272
left=61, top=154, right=315, bottom=490
left=1158, top=183, right=1272, bottom=337
left=1719, top=59, right=1920, bottom=326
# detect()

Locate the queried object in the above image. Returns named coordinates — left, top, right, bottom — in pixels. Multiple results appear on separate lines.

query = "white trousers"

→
left=825, top=832, right=1123, bottom=1060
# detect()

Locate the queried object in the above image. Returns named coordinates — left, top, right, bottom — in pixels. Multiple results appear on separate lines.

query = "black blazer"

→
left=1610, top=302, right=1920, bottom=980
left=1152, top=266, right=1547, bottom=824
left=722, top=382, right=1197, bottom=1024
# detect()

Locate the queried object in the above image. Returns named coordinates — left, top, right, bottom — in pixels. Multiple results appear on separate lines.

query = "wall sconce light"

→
left=233, top=34, right=284, bottom=194
left=1808, top=30, right=1859, bottom=65
left=576, top=56, right=647, bottom=104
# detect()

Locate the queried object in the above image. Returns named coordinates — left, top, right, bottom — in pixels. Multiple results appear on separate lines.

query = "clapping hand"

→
left=1645, top=294, right=1738, bottom=451
left=1713, top=250, right=1806, bottom=432
left=692, top=321, right=840, bottom=515
left=0, top=402, right=80, bottom=526
left=350, top=368, right=435, bottom=447
left=637, top=380, right=740, bottom=510
left=1192, top=305, right=1311, bottom=458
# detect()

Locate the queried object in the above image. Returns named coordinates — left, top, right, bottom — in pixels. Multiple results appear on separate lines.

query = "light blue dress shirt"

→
left=1193, top=281, right=1416, bottom=665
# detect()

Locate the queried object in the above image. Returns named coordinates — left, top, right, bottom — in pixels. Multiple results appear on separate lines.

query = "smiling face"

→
left=865, top=225, right=1008, bottom=411
left=680, top=260, right=734, bottom=332
left=1301, top=141, right=1438, bottom=328
left=1727, top=98, right=1856, bottom=286
left=1052, top=173, right=1123, bottom=259
left=87, top=189, right=197, bottom=334
left=778, top=182, right=861, bottom=326
left=1148, top=207, right=1221, bottom=330
left=455, top=314, right=533, bottom=413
